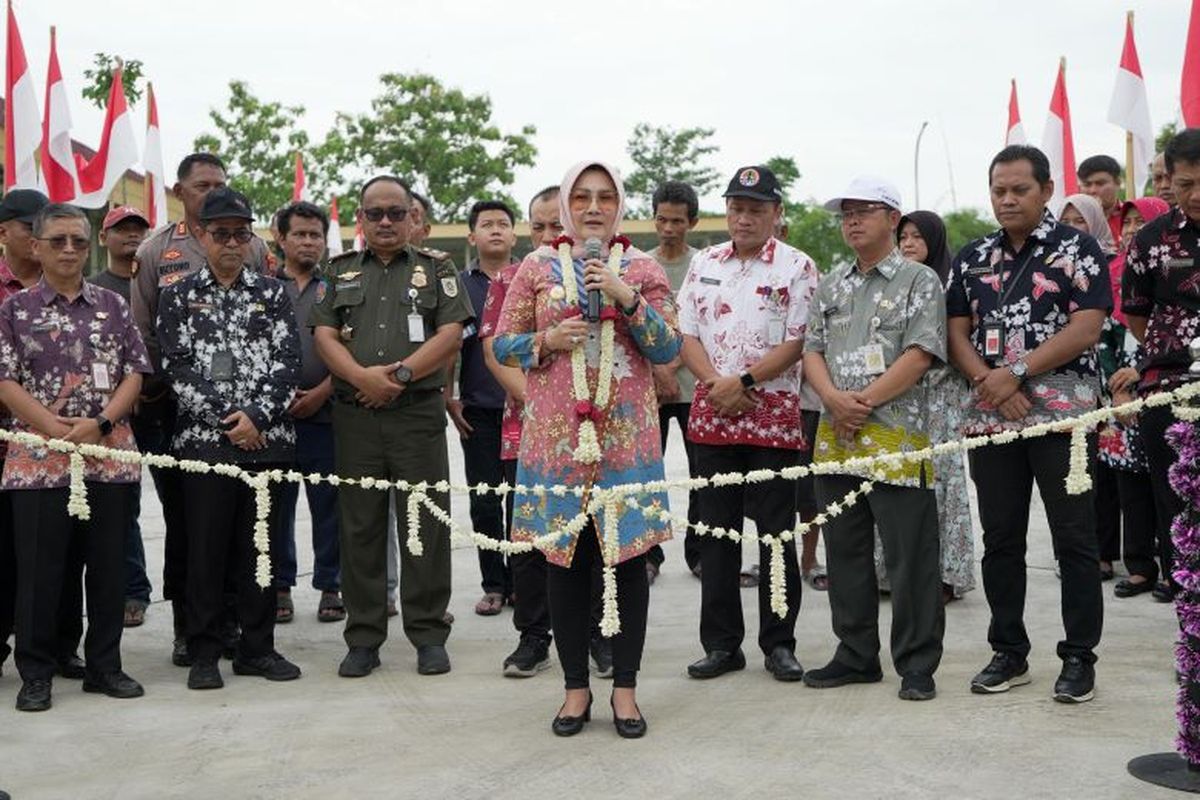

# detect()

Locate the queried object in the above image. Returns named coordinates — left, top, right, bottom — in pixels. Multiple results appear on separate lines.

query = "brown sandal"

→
left=123, top=599, right=147, bottom=628
left=474, top=592, right=505, bottom=616
left=317, top=591, right=346, bottom=622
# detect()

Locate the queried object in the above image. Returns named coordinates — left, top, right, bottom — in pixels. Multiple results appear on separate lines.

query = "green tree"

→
left=763, top=156, right=801, bottom=204
left=317, top=73, right=536, bottom=222
left=81, top=53, right=145, bottom=110
left=943, top=208, right=996, bottom=256
left=624, top=124, right=720, bottom=214
left=193, top=81, right=312, bottom=221
left=1156, top=122, right=1179, bottom=156
left=783, top=202, right=851, bottom=272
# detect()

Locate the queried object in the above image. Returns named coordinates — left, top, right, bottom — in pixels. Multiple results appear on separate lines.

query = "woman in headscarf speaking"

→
left=493, top=161, right=681, bottom=738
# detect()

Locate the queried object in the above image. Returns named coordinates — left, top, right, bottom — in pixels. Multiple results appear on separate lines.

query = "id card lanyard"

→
left=982, top=244, right=1038, bottom=361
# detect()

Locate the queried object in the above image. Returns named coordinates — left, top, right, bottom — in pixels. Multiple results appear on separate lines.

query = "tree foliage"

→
left=625, top=124, right=721, bottom=214
left=943, top=208, right=996, bottom=256
left=316, top=73, right=537, bottom=222
left=81, top=52, right=145, bottom=110
left=782, top=203, right=851, bottom=273
left=193, top=81, right=311, bottom=221
left=763, top=156, right=801, bottom=204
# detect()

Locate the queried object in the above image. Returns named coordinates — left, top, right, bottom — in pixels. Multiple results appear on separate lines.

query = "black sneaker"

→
left=503, top=636, right=551, bottom=678
left=15, top=678, right=52, bottom=712
left=56, top=653, right=86, bottom=680
left=898, top=673, right=936, bottom=701
left=970, top=652, right=1031, bottom=694
left=232, top=652, right=301, bottom=681
left=187, top=659, right=224, bottom=690
left=82, top=670, right=145, bottom=699
left=802, top=659, right=883, bottom=688
left=171, top=638, right=192, bottom=668
left=590, top=636, right=613, bottom=679
left=1053, top=656, right=1095, bottom=703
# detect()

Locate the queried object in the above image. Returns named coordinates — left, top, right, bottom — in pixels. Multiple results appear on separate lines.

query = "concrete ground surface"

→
left=0, top=434, right=1189, bottom=800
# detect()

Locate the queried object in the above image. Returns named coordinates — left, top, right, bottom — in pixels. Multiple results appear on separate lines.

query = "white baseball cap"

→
left=823, top=176, right=903, bottom=213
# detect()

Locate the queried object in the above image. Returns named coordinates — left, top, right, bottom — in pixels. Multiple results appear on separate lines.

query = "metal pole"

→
left=914, top=121, right=929, bottom=209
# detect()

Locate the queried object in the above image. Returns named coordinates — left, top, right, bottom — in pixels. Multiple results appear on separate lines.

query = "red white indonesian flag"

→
left=1108, top=14, right=1153, bottom=199
left=1041, top=59, right=1078, bottom=208
left=326, top=196, right=343, bottom=256
left=143, top=84, right=168, bottom=229
left=1006, top=79, right=1026, bottom=146
left=293, top=152, right=306, bottom=202
left=41, top=26, right=80, bottom=202
left=1184, top=0, right=1200, bottom=127
left=73, top=66, right=139, bottom=208
left=4, top=1, right=40, bottom=192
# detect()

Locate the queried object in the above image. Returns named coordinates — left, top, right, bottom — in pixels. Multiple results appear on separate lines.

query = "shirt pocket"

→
left=332, top=286, right=366, bottom=326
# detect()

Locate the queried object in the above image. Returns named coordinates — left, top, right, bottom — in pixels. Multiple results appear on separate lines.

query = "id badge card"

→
left=408, top=313, right=426, bottom=343
left=862, top=343, right=886, bottom=375
left=767, top=318, right=785, bottom=346
left=982, top=320, right=1004, bottom=359
left=210, top=350, right=235, bottom=382
left=91, top=362, right=113, bottom=392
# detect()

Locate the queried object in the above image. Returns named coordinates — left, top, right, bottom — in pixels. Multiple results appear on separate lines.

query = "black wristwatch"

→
left=393, top=364, right=414, bottom=385
left=94, top=414, right=114, bottom=436
left=739, top=372, right=756, bottom=389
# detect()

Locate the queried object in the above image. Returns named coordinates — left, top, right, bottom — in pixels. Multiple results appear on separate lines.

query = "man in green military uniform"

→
left=311, top=175, right=473, bottom=677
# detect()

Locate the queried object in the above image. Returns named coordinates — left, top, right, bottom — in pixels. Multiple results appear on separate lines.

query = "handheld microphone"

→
left=584, top=237, right=603, bottom=321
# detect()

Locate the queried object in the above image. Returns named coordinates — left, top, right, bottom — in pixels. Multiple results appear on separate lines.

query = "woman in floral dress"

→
left=492, top=161, right=680, bottom=738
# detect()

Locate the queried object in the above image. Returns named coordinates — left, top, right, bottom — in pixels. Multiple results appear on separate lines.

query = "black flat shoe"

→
left=610, top=695, right=647, bottom=739
left=16, top=678, right=52, bottom=712
left=56, top=654, right=85, bottom=680
left=82, top=670, right=145, bottom=699
left=1152, top=582, right=1177, bottom=603
left=687, top=649, right=746, bottom=679
left=764, top=647, right=805, bottom=682
left=552, top=691, right=593, bottom=737
left=1114, top=578, right=1154, bottom=598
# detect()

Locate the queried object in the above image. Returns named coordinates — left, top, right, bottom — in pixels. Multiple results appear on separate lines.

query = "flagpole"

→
left=1126, top=11, right=1137, bottom=200
left=145, top=82, right=153, bottom=211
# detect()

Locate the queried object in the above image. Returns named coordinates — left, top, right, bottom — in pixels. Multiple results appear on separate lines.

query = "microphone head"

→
left=584, top=237, right=603, bottom=259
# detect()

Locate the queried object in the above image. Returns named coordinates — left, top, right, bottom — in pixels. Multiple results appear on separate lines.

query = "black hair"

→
left=1165, top=128, right=1200, bottom=173
left=176, top=153, right=226, bottom=182
left=410, top=191, right=434, bottom=224
left=359, top=175, right=413, bottom=203
left=32, top=203, right=91, bottom=238
left=277, top=201, right=330, bottom=237
left=1077, top=154, right=1122, bottom=181
left=527, top=185, right=560, bottom=218
left=652, top=180, right=699, bottom=221
left=989, top=145, right=1051, bottom=186
left=467, top=200, right=515, bottom=231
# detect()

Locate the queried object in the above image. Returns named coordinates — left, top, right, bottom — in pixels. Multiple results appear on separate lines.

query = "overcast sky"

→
left=15, top=0, right=1191, bottom=219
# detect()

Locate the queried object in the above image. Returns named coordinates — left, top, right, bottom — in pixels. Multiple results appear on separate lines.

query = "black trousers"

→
left=1116, top=469, right=1160, bottom=581
left=505, top=458, right=551, bottom=642
left=0, top=486, right=11, bottom=665
left=461, top=406, right=510, bottom=595
left=547, top=524, right=648, bottom=689
left=969, top=434, right=1103, bottom=663
left=816, top=475, right=944, bottom=677
left=693, top=444, right=801, bottom=656
left=1140, top=404, right=1184, bottom=589
left=647, top=403, right=700, bottom=570
left=182, top=468, right=287, bottom=662
left=13, top=484, right=131, bottom=681
left=1094, top=460, right=1122, bottom=563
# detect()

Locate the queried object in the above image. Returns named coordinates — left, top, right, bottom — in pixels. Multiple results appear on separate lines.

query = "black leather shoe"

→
left=171, top=638, right=192, bottom=668
left=16, top=678, right=52, bottom=711
left=1152, top=582, right=1177, bottom=603
left=1114, top=577, right=1154, bottom=598
left=687, top=649, right=746, bottom=679
left=338, top=646, right=381, bottom=678
left=802, top=659, right=883, bottom=688
left=551, top=691, right=592, bottom=737
left=764, top=647, right=805, bottom=682
left=187, top=660, right=224, bottom=690
left=417, top=644, right=451, bottom=675
left=898, top=672, right=936, bottom=701
left=610, top=695, right=647, bottom=739
left=56, top=653, right=86, bottom=680
left=233, top=653, right=301, bottom=681
left=82, top=670, right=144, bottom=699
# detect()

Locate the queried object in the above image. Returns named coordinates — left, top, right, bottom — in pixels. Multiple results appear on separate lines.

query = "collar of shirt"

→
left=1171, top=206, right=1200, bottom=232
left=465, top=258, right=516, bottom=278
left=36, top=276, right=99, bottom=306
left=197, top=262, right=259, bottom=290
left=716, top=237, right=778, bottom=265
left=362, top=245, right=410, bottom=266
left=847, top=247, right=906, bottom=282
left=993, top=208, right=1056, bottom=255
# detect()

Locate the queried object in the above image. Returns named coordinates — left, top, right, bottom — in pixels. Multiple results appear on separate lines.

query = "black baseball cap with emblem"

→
left=722, top=165, right=783, bottom=202
left=0, top=189, right=49, bottom=224
left=199, top=187, right=254, bottom=222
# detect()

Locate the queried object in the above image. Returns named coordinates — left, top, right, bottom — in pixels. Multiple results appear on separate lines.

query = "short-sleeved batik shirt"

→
left=946, top=210, right=1111, bottom=435
left=804, top=249, right=946, bottom=487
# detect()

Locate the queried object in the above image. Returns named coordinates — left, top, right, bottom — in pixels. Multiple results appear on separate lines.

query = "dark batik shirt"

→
left=0, top=278, right=151, bottom=488
left=157, top=264, right=299, bottom=464
left=0, top=258, right=28, bottom=460
left=1121, top=207, right=1200, bottom=395
left=459, top=260, right=509, bottom=410
left=946, top=209, right=1112, bottom=434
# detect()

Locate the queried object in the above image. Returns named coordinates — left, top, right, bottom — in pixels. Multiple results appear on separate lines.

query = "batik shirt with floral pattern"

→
left=0, top=279, right=151, bottom=488
left=805, top=249, right=946, bottom=487
left=157, top=264, right=300, bottom=464
left=946, top=210, right=1111, bottom=435
left=677, top=237, right=819, bottom=449
left=0, top=258, right=27, bottom=459
left=1122, top=207, right=1200, bottom=396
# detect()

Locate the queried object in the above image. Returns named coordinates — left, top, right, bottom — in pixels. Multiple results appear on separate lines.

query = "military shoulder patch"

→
left=440, top=277, right=459, bottom=297
left=328, top=250, right=358, bottom=265
left=417, top=246, right=450, bottom=261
